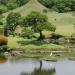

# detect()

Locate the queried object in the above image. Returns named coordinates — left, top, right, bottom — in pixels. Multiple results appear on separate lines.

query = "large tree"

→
left=5, top=12, right=21, bottom=36
left=23, top=12, right=56, bottom=40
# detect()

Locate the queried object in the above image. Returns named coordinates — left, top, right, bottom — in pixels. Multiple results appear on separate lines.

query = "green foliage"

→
left=43, top=9, right=48, bottom=13
left=0, top=15, right=4, bottom=25
left=6, top=12, right=21, bottom=33
left=50, top=33, right=64, bottom=44
left=23, top=11, right=55, bottom=32
left=7, top=2, right=18, bottom=10
left=38, top=0, right=54, bottom=8
left=16, top=0, right=30, bottom=6
left=0, top=21, right=3, bottom=25
left=0, top=5, right=7, bottom=14
left=38, top=0, right=75, bottom=13
left=21, top=28, right=34, bottom=39
left=23, top=11, right=56, bottom=40
left=71, top=33, right=75, bottom=38
left=50, top=33, right=63, bottom=39
left=0, top=0, right=30, bottom=14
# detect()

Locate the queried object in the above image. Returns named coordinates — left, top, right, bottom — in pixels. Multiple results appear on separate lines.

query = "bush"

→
left=7, top=2, right=18, bottom=10
left=64, top=7, right=71, bottom=12
left=43, top=9, right=48, bottom=13
left=0, top=5, right=8, bottom=14
left=58, top=38, right=65, bottom=45
left=50, top=33, right=64, bottom=44
left=71, top=33, right=75, bottom=38
left=0, top=45, right=7, bottom=52
left=0, top=21, right=3, bottom=25
left=50, top=33, right=64, bottom=39
left=0, top=35, right=7, bottom=46
left=21, top=28, right=34, bottom=39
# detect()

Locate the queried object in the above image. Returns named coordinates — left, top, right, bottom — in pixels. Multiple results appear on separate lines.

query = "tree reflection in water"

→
left=21, top=60, right=56, bottom=75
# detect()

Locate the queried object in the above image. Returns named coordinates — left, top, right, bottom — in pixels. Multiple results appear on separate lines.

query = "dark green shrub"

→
left=7, top=2, right=18, bottom=10
left=43, top=9, right=48, bottom=13
left=0, top=21, right=3, bottom=25
left=50, top=33, right=64, bottom=39
left=71, top=33, right=75, bottom=38
left=38, top=0, right=75, bottom=13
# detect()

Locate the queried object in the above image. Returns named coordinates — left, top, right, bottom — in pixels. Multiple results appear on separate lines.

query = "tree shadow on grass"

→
left=17, top=40, right=49, bottom=46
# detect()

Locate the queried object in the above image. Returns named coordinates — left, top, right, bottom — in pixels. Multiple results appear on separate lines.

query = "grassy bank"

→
left=12, top=51, right=75, bottom=61
left=7, top=36, right=64, bottom=50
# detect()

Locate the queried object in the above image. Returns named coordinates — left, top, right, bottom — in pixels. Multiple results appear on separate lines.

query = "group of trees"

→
left=5, top=11, right=56, bottom=40
left=38, top=0, right=75, bottom=13
left=0, top=0, right=30, bottom=14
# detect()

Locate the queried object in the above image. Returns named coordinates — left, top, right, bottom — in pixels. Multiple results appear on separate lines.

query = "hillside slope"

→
left=3, top=0, right=47, bottom=17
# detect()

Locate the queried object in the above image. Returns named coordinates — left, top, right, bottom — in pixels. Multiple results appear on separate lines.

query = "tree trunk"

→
left=38, top=30, right=44, bottom=41
left=39, top=60, right=42, bottom=70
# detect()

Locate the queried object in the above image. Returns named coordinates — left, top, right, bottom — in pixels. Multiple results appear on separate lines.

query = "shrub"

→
left=50, top=33, right=64, bottom=39
left=0, top=5, right=8, bottom=14
left=43, top=9, right=48, bottom=13
left=0, top=21, right=3, bottom=25
left=50, top=33, right=64, bottom=44
left=0, top=35, right=7, bottom=46
left=7, top=2, right=18, bottom=10
left=71, top=33, right=75, bottom=38
left=64, top=7, right=71, bottom=12
left=58, top=38, right=65, bottom=45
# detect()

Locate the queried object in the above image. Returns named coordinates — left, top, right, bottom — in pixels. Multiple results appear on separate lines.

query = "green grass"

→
left=7, top=36, right=64, bottom=50
left=11, top=49, right=75, bottom=60
left=17, top=53, right=48, bottom=59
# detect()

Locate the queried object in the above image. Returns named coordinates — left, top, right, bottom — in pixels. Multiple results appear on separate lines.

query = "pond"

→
left=0, top=58, right=75, bottom=75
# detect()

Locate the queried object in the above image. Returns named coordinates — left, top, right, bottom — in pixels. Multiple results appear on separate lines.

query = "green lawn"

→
left=7, top=36, right=64, bottom=50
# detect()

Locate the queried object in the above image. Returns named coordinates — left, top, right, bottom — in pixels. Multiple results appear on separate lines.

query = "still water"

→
left=0, top=58, right=75, bottom=75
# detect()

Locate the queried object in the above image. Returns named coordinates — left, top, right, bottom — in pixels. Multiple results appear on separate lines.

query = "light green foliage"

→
left=21, top=27, right=34, bottom=39
left=7, top=2, right=18, bottom=10
left=0, top=5, right=7, bottom=14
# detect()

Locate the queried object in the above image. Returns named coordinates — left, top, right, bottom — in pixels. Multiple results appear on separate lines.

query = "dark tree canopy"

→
left=0, top=0, right=30, bottom=14
left=38, top=0, right=75, bottom=13
left=23, top=12, right=56, bottom=40
left=6, top=12, right=21, bottom=34
left=23, top=12, right=56, bottom=32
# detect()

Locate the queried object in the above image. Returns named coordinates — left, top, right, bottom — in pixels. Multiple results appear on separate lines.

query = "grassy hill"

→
left=3, top=0, right=75, bottom=36
left=3, top=0, right=47, bottom=17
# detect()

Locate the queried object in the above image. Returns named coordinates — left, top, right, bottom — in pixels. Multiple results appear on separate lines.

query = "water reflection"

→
left=0, top=58, right=75, bottom=75
left=21, top=68, right=56, bottom=75
left=21, top=60, right=56, bottom=75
